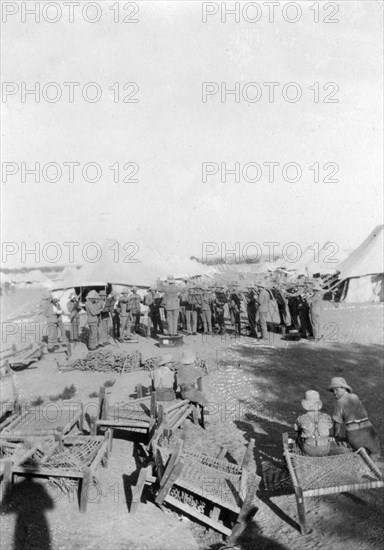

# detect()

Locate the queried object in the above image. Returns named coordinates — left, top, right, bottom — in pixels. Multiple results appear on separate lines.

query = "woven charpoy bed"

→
left=283, top=433, right=384, bottom=533
left=0, top=433, right=110, bottom=512
left=1, top=401, right=84, bottom=440
left=94, top=387, right=157, bottom=448
left=154, top=438, right=260, bottom=542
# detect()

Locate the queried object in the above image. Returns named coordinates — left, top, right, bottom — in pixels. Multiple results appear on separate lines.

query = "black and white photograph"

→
left=0, top=1, right=383, bottom=549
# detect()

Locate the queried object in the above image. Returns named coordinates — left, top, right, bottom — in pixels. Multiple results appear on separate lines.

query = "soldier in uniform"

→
left=243, top=285, right=258, bottom=337
left=285, top=287, right=301, bottom=330
left=297, top=288, right=314, bottom=339
left=157, top=276, right=183, bottom=336
left=145, top=286, right=164, bottom=337
left=67, top=293, right=81, bottom=342
left=85, top=290, right=102, bottom=350
left=178, top=285, right=189, bottom=332
left=177, top=351, right=207, bottom=423
left=271, top=285, right=287, bottom=326
left=228, top=284, right=242, bottom=336
left=52, top=296, right=67, bottom=344
left=118, top=289, right=130, bottom=340
left=201, top=285, right=213, bottom=335
left=42, top=292, right=59, bottom=352
left=256, top=282, right=270, bottom=340
left=307, top=283, right=324, bottom=340
left=127, top=287, right=142, bottom=335
left=214, top=285, right=227, bottom=334
left=186, top=283, right=199, bottom=335
left=99, top=290, right=115, bottom=346
left=112, top=293, right=121, bottom=341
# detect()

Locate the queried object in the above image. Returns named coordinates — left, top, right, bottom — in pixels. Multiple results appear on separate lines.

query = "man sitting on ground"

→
left=294, top=390, right=332, bottom=456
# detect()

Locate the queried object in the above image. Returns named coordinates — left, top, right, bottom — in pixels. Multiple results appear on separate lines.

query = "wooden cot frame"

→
left=0, top=401, right=84, bottom=441
left=282, top=433, right=384, bottom=534
left=153, top=437, right=260, bottom=542
left=0, top=431, right=111, bottom=513
left=93, top=386, right=158, bottom=447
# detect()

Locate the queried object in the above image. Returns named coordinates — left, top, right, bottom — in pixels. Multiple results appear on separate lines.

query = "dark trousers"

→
left=288, top=303, right=299, bottom=329
left=230, top=309, right=241, bottom=334
left=277, top=304, right=286, bottom=325
left=247, top=306, right=257, bottom=335
left=112, top=314, right=120, bottom=339
left=130, top=311, right=141, bottom=334
left=215, top=307, right=225, bottom=331
left=148, top=309, right=163, bottom=336
left=70, top=316, right=80, bottom=341
left=347, top=426, right=381, bottom=456
left=298, top=308, right=313, bottom=338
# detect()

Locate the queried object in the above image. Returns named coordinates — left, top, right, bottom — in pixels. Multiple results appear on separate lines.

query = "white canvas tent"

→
left=296, top=243, right=349, bottom=276
left=339, top=225, right=384, bottom=303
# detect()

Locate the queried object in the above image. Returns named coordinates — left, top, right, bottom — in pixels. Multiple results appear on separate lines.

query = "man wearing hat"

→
left=127, top=287, right=142, bottom=335
left=98, top=290, right=115, bottom=346
left=177, top=352, right=207, bottom=421
left=67, top=292, right=81, bottom=342
left=150, top=354, right=176, bottom=401
left=185, top=283, right=200, bottom=335
left=144, top=286, right=164, bottom=337
left=42, top=291, right=59, bottom=351
left=201, top=285, right=213, bottom=335
left=284, top=286, right=300, bottom=330
left=118, top=289, right=130, bottom=340
left=307, top=284, right=324, bottom=340
left=214, top=285, right=227, bottom=334
left=297, top=289, right=314, bottom=339
left=295, top=390, right=332, bottom=456
left=111, top=293, right=121, bottom=340
left=271, top=285, right=287, bottom=327
left=228, top=284, right=242, bottom=336
left=256, top=283, right=270, bottom=340
left=243, top=285, right=258, bottom=337
left=85, top=290, right=102, bottom=350
left=328, top=377, right=381, bottom=458
left=157, top=276, right=183, bottom=337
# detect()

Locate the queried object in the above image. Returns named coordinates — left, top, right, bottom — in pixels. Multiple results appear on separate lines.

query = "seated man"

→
left=328, top=377, right=381, bottom=459
left=177, top=351, right=207, bottom=407
left=151, top=354, right=176, bottom=402
left=294, top=390, right=332, bottom=456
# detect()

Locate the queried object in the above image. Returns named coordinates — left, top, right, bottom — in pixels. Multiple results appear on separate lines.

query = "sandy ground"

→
left=0, top=289, right=383, bottom=550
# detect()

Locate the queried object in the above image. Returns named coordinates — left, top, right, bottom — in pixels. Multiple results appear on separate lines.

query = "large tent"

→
left=296, top=244, right=349, bottom=276
left=51, top=249, right=208, bottom=291
left=339, top=225, right=384, bottom=303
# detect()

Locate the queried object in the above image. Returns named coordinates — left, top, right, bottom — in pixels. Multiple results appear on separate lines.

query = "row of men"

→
left=42, top=276, right=324, bottom=351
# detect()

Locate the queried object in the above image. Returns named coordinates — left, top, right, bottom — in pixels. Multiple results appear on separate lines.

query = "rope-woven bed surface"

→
left=176, top=461, right=242, bottom=511
left=290, top=451, right=381, bottom=491
left=23, top=438, right=103, bottom=472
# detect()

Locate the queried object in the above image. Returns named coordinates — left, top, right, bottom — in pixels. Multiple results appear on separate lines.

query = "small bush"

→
left=88, top=391, right=99, bottom=398
left=104, top=379, right=116, bottom=388
left=50, top=384, right=77, bottom=402
left=31, top=396, right=44, bottom=407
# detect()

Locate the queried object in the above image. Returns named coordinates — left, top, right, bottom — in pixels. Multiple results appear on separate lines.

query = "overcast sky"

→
left=1, top=1, right=383, bottom=268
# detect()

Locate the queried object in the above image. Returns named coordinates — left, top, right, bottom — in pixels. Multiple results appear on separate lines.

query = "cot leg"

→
left=295, top=487, right=307, bottom=534
left=1, top=460, right=13, bottom=499
left=80, top=468, right=92, bottom=513
left=109, top=429, right=114, bottom=453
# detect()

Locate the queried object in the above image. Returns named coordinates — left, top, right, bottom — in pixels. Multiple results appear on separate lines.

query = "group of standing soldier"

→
left=42, top=275, right=325, bottom=352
